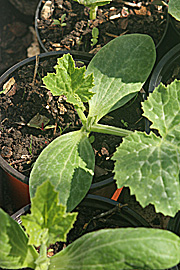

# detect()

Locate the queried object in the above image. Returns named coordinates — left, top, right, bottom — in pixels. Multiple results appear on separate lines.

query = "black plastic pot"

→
left=0, top=50, right=122, bottom=213
left=11, top=195, right=180, bottom=270
left=11, top=194, right=151, bottom=227
left=35, top=0, right=173, bottom=63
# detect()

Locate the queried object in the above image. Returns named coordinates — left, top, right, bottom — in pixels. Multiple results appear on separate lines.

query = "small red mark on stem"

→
left=41, top=123, right=44, bottom=131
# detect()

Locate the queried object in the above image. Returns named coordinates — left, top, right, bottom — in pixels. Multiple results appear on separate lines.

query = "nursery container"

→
left=0, top=50, right=123, bottom=213
left=35, top=0, right=169, bottom=57
left=11, top=194, right=151, bottom=227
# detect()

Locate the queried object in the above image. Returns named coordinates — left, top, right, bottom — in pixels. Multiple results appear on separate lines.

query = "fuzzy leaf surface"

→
left=0, top=208, right=38, bottom=269
left=49, top=228, right=180, bottom=269
left=113, top=81, right=180, bottom=216
left=43, top=53, right=94, bottom=110
left=169, top=0, right=180, bottom=21
left=86, top=34, right=156, bottom=122
left=29, top=130, right=94, bottom=212
left=21, top=181, right=77, bottom=247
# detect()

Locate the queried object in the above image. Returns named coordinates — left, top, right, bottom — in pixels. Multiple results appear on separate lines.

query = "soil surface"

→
left=37, top=0, right=167, bottom=53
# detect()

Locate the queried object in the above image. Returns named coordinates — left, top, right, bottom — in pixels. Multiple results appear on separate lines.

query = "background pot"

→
left=35, top=0, right=169, bottom=56
left=11, top=194, right=151, bottom=228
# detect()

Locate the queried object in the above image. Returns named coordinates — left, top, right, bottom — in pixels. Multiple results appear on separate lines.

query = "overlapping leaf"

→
left=21, top=181, right=77, bottom=247
left=49, top=228, right=180, bottom=269
left=0, top=208, right=38, bottom=269
left=43, top=54, right=94, bottom=111
left=113, top=80, right=180, bottom=216
left=86, top=34, right=156, bottom=122
left=169, top=0, right=180, bottom=21
left=29, top=130, right=95, bottom=212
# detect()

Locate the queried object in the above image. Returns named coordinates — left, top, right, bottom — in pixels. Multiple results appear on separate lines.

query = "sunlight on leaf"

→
left=43, top=54, right=94, bottom=111
left=22, top=180, right=77, bottom=247
left=49, top=228, right=180, bottom=269
left=113, top=80, right=180, bottom=216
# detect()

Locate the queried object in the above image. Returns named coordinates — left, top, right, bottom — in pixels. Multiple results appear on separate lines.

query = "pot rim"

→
left=11, top=194, right=151, bottom=228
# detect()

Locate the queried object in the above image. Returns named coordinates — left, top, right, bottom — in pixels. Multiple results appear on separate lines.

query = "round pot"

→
left=35, top=0, right=169, bottom=54
left=11, top=194, right=151, bottom=227
left=0, top=50, right=124, bottom=213
left=11, top=195, right=180, bottom=270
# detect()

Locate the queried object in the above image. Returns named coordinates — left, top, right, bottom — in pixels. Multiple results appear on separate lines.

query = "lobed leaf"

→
left=113, top=80, right=180, bottom=216
left=0, top=208, right=38, bottom=269
left=21, top=180, right=77, bottom=247
left=29, top=130, right=95, bottom=212
left=43, top=54, right=94, bottom=111
left=86, top=34, right=156, bottom=122
left=49, top=228, right=180, bottom=269
left=169, top=0, right=180, bottom=21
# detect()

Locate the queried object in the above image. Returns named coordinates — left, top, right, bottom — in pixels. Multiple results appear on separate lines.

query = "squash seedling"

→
left=91, top=26, right=99, bottom=46
left=1, top=180, right=179, bottom=270
left=52, top=14, right=67, bottom=28
left=28, top=34, right=156, bottom=213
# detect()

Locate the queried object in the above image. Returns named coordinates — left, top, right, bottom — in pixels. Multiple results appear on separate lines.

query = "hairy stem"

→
left=90, top=123, right=132, bottom=137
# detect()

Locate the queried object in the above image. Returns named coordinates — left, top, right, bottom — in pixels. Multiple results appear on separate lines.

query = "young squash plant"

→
left=29, top=34, right=156, bottom=213
left=1, top=34, right=180, bottom=270
left=1, top=180, right=180, bottom=270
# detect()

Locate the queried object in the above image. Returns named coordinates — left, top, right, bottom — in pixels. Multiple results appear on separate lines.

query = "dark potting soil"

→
left=37, top=0, right=167, bottom=53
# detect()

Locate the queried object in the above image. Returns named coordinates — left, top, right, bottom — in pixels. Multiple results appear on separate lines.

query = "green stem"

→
left=90, top=123, right=132, bottom=137
left=75, top=107, right=87, bottom=126
left=89, top=6, right=98, bottom=20
left=35, top=243, right=50, bottom=270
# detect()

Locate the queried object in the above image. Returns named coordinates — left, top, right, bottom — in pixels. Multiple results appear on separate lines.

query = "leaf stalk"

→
left=90, top=123, right=132, bottom=137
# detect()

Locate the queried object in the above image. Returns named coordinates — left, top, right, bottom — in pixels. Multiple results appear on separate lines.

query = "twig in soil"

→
left=105, top=32, right=119, bottom=38
left=53, top=121, right=57, bottom=136
left=92, top=203, right=128, bottom=220
left=32, top=55, right=40, bottom=86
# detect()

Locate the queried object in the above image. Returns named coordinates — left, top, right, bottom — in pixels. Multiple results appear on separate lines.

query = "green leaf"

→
left=29, top=130, right=95, bottom=212
left=113, top=80, right=180, bottom=216
left=43, top=54, right=94, bottom=111
left=49, top=228, right=180, bottom=269
left=169, top=0, right=180, bottom=21
left=21, top=180, right=77, bottom=247
left=0, top=208, right=38, bottom=269
left=86, top=34, right=156, bottom=122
